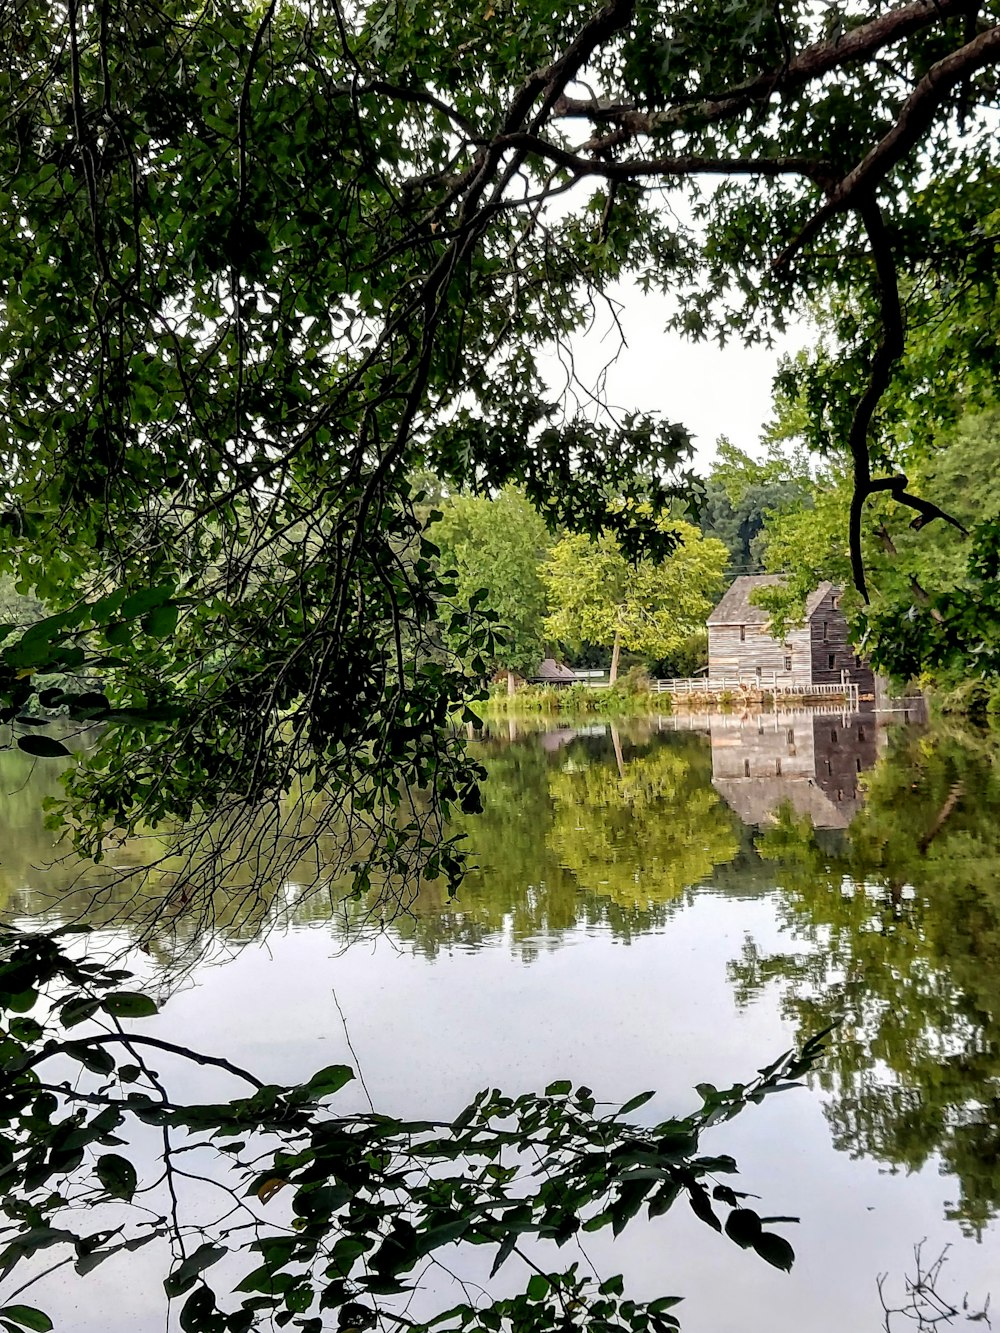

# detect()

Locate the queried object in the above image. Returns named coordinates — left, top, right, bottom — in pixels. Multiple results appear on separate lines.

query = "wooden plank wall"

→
left=708, top=623, right=811, bottom=682
left=808, top=588, right=875, bottom=689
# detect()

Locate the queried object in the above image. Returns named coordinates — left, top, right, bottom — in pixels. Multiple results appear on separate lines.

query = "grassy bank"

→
left=481, top=681, right=670, bottom=716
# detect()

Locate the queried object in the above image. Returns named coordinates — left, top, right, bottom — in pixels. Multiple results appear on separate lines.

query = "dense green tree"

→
left=542, top=520, right=728, bottom=682
left=430, top=486, right=553, bottom=685
left=753, top=404, right=1000, bottom=667
left=698, top=439, right=812, bottom=572
left=4, top=1, right=1000, bottom=1326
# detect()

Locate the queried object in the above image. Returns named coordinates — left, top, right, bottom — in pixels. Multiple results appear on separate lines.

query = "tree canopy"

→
left=430, top=486, right=553, bottom=679
left=697, top=439, right=812, bottom=573
left=2, top=0, right=1000, bottom=900
left=542, top=520, right=728, bottom=681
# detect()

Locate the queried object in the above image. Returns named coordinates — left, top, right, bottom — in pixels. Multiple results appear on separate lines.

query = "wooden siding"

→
left=708, top=586, right=873, bottom=688
left=807, top=587, right=873, bottom=689
left=708, top=622, right=810, bottom=682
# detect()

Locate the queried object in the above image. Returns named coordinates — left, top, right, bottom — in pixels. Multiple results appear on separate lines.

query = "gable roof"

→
left=707, top=575, right=838, bottom=627
left=531, top=657, right=578, bottom=683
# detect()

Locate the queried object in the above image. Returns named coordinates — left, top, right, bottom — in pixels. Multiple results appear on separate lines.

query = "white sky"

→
left=552, top=277, right=810, bottom=474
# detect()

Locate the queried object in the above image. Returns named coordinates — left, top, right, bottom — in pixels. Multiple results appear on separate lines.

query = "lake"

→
left=3, top=701, right=998, bottom=1330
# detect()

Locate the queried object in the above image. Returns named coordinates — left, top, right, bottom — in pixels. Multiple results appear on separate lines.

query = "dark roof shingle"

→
left=707, top=575, right=837, bottom=626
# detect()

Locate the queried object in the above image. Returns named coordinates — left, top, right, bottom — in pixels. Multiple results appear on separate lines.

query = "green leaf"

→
left=16, top=736, right=70, bottom=759
left=0, top=1307, right=53, bottom=1332
left=544, top=1080, right=571, bottom=1096
left=120, top=584, right=175, bottom=618
left=96, top=1154, right=137, bottom=1201
left=489, top=1233, right=516, bottom=1278
left=165, top=1243, right=228, bottom=1298
left=753, top=1231, right=795, bottom=1271
left=179, top=1284, right=219, bottom=1332
left=687, top=1186, right=721, bottom=1232
left=142, top=603, right=179, bottom=637
left=300, top=1064, right=354, bottom=1099
left=6, top=989, right=38, bottom=1014
left=526, top=1275, right=549, bottom=1301
left=619, top=1090, right=656, bottom=1115
left=60, top=997, right=101, bottom=1027
left=101, top=992, right=158, bottom=1018
left=65, top=1042, right=116, bottom=1075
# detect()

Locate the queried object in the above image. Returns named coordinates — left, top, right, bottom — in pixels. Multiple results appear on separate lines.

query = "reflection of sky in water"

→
left=35, top=910, right=996, bottom=1333
left=4, top=706, right=998, bottom=1332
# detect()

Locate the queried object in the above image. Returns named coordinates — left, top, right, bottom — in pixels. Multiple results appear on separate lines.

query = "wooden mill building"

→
left=706, top=575, right=872, bottom=689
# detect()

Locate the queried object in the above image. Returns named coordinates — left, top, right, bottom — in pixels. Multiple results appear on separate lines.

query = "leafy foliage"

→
left=697, top=440, right=812, bottom=573
left=430, top=487, right=554, bottom=678
left=729, top=719, right=1000, bottom=1235
left=0, top=926, right=827, bottom=1331
left=542, top=521, right=728, bottom=682
left=0, top=0, right=998, bottom=908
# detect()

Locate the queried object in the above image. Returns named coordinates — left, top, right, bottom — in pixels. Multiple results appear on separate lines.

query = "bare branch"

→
left=493, top=132, right=832, bottom=183
left=847, top=200, right=904, bottom=602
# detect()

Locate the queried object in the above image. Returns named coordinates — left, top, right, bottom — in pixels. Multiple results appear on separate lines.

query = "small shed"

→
left=529, top=658, right=579, bottom=685
left=707, top=575, right=867, bottom=686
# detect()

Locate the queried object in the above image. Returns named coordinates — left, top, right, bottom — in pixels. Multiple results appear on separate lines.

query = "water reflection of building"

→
left=709, top=709, right=881, bottom=829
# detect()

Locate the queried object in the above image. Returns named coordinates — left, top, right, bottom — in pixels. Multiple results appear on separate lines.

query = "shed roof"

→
left=707, top=575, right=837, bottom=627
left=531, top=657, right=579, bottom=683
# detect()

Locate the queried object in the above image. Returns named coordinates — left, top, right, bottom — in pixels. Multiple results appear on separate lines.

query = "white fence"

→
left=652, top=672, right=859, bottom=710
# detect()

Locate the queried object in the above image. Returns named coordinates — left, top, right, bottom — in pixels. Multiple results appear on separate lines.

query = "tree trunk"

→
left=609, top=631, right=622, bottom=686
left=506, top=669, right=516, bottom=696
left=610, top=725, right=625, bottom=779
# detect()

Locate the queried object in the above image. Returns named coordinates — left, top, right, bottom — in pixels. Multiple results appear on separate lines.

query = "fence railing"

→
left=652, top=673, right=859, bottom=706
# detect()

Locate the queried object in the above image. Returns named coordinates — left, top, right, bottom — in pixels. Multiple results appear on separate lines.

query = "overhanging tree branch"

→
left=844, top=202, right=969, bottom=601
left=775, top=23, right=1000, bottom=269
left=554, top=0, right=976, bottom=133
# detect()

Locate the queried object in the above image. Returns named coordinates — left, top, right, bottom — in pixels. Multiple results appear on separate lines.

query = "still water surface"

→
left=3, top=704, right=999, bottom=1330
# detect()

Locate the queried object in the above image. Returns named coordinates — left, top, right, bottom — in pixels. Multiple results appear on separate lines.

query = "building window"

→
left=739, top=625, right=745, bottom=642
left=828, top=653, right=836, bottom=670
left=744, top=759, right=750, bottom=777
left=826, top=759, right=832, bottom=775
left=833, top=595, right=841, bottom=609
left=786, top=728, right=795, bottom=745
left=783, top=655, right=792, bottom=671
left=755, top=666, right=762, bottom=679
left=822, top=620, right=828, bottom=641
left=837, top=788, right=844, bottom=800
left=831, top=728, right=837, bottom=742
left=858, top=726, right=866, bottom=741
left=856, top=757, right=862, bottom=772
left=775, top=758, right=782, bottom=776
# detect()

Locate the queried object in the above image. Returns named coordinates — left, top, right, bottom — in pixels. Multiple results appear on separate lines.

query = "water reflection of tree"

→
left=730, top=722, right=1000, bottom=1235
left=547, top=731, right=739, bottom=909
left=327, top=727, right=741, bottom=960
left=4, top=725, right=743, bottom=963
